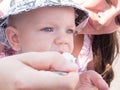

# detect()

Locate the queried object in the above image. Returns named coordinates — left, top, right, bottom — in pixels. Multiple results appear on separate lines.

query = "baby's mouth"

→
left=58, top=51, right=64, bottom=54
left=58, top=49, right=69, bottom=54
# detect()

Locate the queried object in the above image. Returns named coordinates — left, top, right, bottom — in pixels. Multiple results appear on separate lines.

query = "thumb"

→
left=88, top=70, right=109, bottom=90
left=9, top=52, right=78, bottom=72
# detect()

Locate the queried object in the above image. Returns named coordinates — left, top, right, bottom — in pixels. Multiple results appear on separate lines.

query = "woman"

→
left=73, top=0, right=120, bottom=86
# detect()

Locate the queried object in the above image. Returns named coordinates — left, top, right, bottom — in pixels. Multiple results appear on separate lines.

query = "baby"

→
left=0, top=0, right=88, bottom=73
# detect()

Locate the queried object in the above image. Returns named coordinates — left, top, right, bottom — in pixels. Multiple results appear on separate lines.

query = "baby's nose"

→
left=55, top=32, right=69, bottom=45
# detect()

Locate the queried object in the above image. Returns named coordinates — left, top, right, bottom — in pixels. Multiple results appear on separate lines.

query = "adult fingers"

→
left=79, top=70, right=109, bottom=90
left=0, top=57, right=79, bottom=90
left=89, top=71, right=109, bottom=90
left=8, top=52, right=78, bottom=72
left=14, top=68, right=79, bottom=90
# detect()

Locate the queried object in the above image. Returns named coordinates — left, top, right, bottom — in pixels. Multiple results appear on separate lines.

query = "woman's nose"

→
left=97, top=8, right=117, bottom=26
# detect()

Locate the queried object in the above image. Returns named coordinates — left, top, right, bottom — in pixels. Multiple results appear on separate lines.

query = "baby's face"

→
left=8, top=6, right=76, bottom=53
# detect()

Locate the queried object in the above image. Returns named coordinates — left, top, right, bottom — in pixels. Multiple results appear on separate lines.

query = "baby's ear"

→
left=5, top=26, right=21, bottom=51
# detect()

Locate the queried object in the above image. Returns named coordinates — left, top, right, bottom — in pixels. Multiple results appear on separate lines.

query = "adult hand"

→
left=0, top=52, right=109, bottom=90
left=76, top=70, right=109, bottom=90
left=0, top=52, right=79, bottom=90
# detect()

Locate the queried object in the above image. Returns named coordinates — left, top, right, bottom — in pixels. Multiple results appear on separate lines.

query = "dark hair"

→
left=75, top=8, right=88, bottom=26
left=92, top=31, right=119, bottom=86
left=115, top=14, right=120, bottom=25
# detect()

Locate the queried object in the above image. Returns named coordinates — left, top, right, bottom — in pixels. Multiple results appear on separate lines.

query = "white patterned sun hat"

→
left=0, top=0, right=89, bottom=47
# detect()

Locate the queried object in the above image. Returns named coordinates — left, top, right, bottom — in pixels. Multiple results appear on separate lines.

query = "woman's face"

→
left=78, top=0, right=120, bottom=34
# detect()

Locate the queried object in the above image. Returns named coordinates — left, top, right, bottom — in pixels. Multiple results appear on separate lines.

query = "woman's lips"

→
left=87, top=19, right=96, bottom=30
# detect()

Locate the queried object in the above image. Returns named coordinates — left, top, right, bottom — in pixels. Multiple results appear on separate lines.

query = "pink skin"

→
left=6, top=6, right=76, bottom=54
left=78, top=0, right=120, bottom=34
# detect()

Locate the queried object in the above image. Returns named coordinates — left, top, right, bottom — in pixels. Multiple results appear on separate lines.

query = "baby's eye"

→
left=66, top=29, right=74, bottom=34
left=41, top=27, right=54, bottom=32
